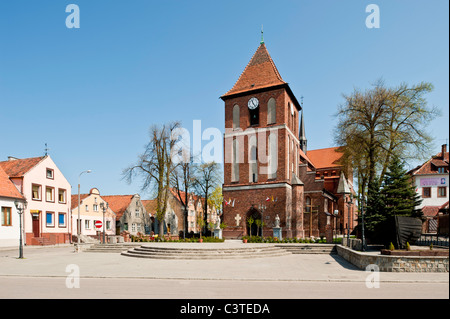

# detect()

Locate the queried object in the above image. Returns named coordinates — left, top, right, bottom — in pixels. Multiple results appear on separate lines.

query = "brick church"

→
left=220, top=38, right=357, bottom=239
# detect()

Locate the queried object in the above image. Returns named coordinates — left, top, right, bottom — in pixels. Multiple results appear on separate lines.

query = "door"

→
left=32, top=213, right=40, bottom=237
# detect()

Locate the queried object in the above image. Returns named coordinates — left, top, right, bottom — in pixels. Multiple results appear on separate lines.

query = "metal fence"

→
left=416, top=234, right=449, bottom=247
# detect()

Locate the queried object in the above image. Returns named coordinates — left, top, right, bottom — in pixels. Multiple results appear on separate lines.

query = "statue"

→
left=274, top=214, right=280, bottom=228
left=215, top=216, right=221, bottom=229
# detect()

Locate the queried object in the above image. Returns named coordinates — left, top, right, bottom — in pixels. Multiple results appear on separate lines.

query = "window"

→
left=85, top=205, right=89, bottom=212
left=438, top=187, right=447, bottom=198
left=422, top=187, right=431, bottom=198
left=233, top=104, right=240, bottom=130
left=132, top=223, right=136, bottom=232
left=438, top=167, right=446, bottom=173
left=58, top=189, right=66, bottom=203
left=46, top=187, right=54, bottom=202
left=106, top=221, right=111, bottom=230
left=85, top=220, right=90, bottom=229
left=58, top=213, right=66, bottom=227
left=46, top=212, right=54, bottom=227
left=32, top=184, right=41, bottom=200
left=93, top=204, right=98, bottom=212
left=135, top=209, right=140, bottom=217
left=249, top=135, right=258, bottom=183
left=1, top=207, right=12, bottom=226
left=46, top=168, right=54, bottom=179
left=305, top=196, right=312, bottom=213
left=232, top=137, right=240, bottom=182
left=267, top=98, right=276, bottom=124
left=249, top=107, right=259, bottom=126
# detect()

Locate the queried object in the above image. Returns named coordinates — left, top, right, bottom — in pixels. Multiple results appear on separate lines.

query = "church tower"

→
left=221, top=38, right=305, bottom=239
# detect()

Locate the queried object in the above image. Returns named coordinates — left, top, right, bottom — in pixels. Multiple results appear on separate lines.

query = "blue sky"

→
left=0, top=0, right=448, bottom=198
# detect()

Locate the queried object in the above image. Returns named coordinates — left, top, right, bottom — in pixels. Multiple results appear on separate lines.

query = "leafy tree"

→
left=335, top=79, right=440, bottom=201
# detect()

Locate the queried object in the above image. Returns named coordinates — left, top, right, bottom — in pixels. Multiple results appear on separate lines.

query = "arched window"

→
left=233, top=105, right=240, bottom=130
left=232, top=138, right=239, bottom=182
left=267, top=98, right=276, bottom=124
left=268, top=132, right=277, bottom=179
left=305, top=196, right=312, bottom=213
left=249, top=135, right=258, bottom=182
left=249, top=107, right=259, bottom=126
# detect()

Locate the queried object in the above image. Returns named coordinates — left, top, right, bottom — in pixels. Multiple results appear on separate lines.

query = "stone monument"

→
left=214, top=216, right=222, bottom=239
left=273, top=214, right=282, bottom=240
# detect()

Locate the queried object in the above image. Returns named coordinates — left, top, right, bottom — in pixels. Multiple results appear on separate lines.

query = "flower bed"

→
left=381, top=249, right=449, bottom=257
left=242, top=236, right=342, bottom=244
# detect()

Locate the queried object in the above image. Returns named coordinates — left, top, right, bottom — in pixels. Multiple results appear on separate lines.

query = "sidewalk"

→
left=0, top=242, right=448, bottom=284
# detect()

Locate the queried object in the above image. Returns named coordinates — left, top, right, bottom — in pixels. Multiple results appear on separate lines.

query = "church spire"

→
left=299, top=98, right=307, bottom=153
left=260, top=25, right=264, bottom=44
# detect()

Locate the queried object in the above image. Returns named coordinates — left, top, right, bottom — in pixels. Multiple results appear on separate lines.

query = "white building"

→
left=70, top=188, right=116, bottom=239
left=408, top=144, right=449, bottom=232
left=0, top=167, right=26, bottom=247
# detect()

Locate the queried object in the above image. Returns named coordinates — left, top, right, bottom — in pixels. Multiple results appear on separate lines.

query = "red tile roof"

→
left=101, top=195, right=134, bottom=220
left=409, top=147, right=449, bottom=176
left=70, top=194, right=90, bottom=210
left=0, top=167, right=24, bottom=200
left=422, top=206, right=440, bottom=217
left=142, top=199, right=157, bottom=216
left=307, top=147, right=345, bottom=169
left=0, top=156, right=45, bottom=178
left=221, top=43, right=286, bottom=98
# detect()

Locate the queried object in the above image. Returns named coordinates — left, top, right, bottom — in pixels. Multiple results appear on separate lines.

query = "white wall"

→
left=0, top=197, right=21, bottom=247
left=414, top=174, right=449, bottom=208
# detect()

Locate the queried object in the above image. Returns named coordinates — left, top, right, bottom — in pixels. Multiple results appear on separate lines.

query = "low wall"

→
left=336, top=245, right=449, bottom=272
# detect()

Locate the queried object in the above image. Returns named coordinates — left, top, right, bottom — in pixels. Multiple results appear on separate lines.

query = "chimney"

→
left=442, top=144, right=447, bottom=156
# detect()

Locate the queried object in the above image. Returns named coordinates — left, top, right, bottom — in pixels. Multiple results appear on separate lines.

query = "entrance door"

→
left=32, top=213, right=40, bottom=237
left=246, top=207, right=262, bottom=236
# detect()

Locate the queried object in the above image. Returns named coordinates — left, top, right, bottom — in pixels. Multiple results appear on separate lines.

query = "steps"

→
left=277, top=244, right=337, bottom=254
left=121, top=245, right=291, bottom=259
left=84, top=243, right=141, bottom=253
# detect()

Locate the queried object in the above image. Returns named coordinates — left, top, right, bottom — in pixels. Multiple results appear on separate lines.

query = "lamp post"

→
left=77, top=170, right=91, bottom=252
left=100, top=202, right=108, bottom=244
left=14, top=200, right=27, bottom=259
left=346, top=194, right=353, bottom=243
left=258, top=203, right=266, bottom=238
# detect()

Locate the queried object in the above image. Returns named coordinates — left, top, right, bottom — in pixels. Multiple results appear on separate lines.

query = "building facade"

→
left=408, top=144, right=449, bottom=233
left=0, top=167, right=26, bottom=247
left=0, top=156, right=72, bottom=245
left=70, top=188, right=116, bottom=240
left=102, top=194, right=151, bottom=237
left=220, top=41, right=356, bottom=239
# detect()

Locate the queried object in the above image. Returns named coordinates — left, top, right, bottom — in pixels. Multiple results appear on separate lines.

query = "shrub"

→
left=406, top=242, right=411, bottom=251
left=389, top=242, right=395, bottom=251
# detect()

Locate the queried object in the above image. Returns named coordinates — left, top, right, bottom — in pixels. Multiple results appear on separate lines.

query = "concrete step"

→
left=121, top=245, right=291, bottom=259
left=276, top=244, right=337, bottom=254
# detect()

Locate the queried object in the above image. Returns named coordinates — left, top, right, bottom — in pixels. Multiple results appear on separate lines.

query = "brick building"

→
left=220, top=40, right=356, bottom=239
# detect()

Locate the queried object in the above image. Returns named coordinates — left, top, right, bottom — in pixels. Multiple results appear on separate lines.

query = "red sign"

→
left=95, top=220, right=102, bottom=229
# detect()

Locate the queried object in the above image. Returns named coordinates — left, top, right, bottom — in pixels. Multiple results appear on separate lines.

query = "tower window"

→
left=249, top=107, right=259, bottom=126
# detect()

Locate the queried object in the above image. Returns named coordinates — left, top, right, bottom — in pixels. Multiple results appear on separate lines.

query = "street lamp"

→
left=14, top=200, right=27, bottom=259
left=258, top=203, right=267, bottom=238
left=100, top=202, right=109, bottom=244
left=346, top=194, right=353, bottom=243
left=77, top=170, right=91, bottom=252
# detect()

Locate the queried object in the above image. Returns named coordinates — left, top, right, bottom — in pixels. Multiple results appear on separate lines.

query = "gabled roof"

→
left=307, top=147, right=344, bottom=169
left=142, top=199, right=157, bottom=216
left=0, top=156, right=45, bottom=178
left=70, top=194, right=90, bottom=210
left=101, top=195, right=135, bottom=220
left=221, top=43, right=287, bottom=98
left=0, top=167, right=24, bottom=200
left=408, top=146, right=449, bottom=176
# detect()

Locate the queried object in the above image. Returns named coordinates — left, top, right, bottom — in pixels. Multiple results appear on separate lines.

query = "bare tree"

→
left=193, top=161, right=222, bottom=235
left=171, top=150, right=197, bottom=238
left=123, top=121, right=181, bottom=236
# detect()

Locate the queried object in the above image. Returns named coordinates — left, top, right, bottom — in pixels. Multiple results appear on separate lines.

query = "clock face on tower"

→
left=248, top=97, right=259, bottom=110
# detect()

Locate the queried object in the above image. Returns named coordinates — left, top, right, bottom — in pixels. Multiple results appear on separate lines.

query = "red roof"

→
left=0, top=156, right=45, bottom=178
left=0, top=167, right=24, bottom=200
left=422, top=206, right=440, bottom=217
left=307, top=147, right=345, bottom=169
left=221, top=43, right=286, bottom=98
left=409, top=147, right=449, bottom=176
left=70, top=194, right=90, bottom=210
left=101, top=195, right=134, bottom=220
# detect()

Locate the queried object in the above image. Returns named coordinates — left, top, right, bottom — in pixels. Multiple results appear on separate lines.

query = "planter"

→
left=381, top=249, right=449, bottom=256
left=243, top=239, right=247, bottom=243
left=199, top=238, right=203, bottom=243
